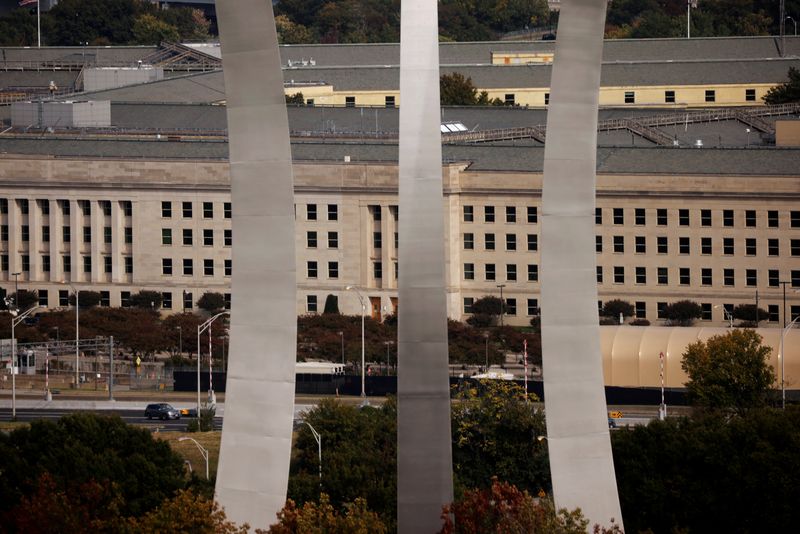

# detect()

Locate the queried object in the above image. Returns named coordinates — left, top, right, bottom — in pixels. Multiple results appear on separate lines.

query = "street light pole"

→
left=484, top=332, right=489, bottom=370
left=7, top=305, right=41, bottom=420
left=780, top=281, right=789, bottom=328
left=338, top=331, right=344, bottom=364
left=788, top=16, right=797, bottom=36
left=62, top=282, right=80, bottom=387
left=779, top=315, right=800, bottom=410
left=497, top=284, right=506, bottom=327
left=177, top=325, right=182, bottom=357
left=197, top=311, right=229, bottom=416
left=714, top=305, right=734, bottom=327
left=178, top=437, right=209, bottom=479
left=305, top=422, right=322, bottom=489
left=346, top=286, right=367, bottom=403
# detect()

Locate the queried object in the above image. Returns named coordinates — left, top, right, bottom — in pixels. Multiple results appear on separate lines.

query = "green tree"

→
left=130, top=290, right=163, bottom=310
left=197, top=292, right=226, bottom=313
left=764, top=67, right=800, bottom=104
left=129, top=489, right=249, bottom=533
left=663, top=299, right=702, bottom=326
left=681, top=329, right=775, bottom=413
left=6, top=289, right=39, bottom=311
left=275, top=14, right=314, bottom=44
left=323, top=294, right=340, bottom=314
left=440, top=72, right=480, bottom=105
left=601, top=299, right=635, bottom=320
left=69, top=290, right=102, bottom=308
left=285, top=92, right=305, bottom=105
left=160, top=7, right=211, bottom=41
left=466, top=296, right=503, bottom=327
left=451, top=381, right=549, bottom=494
left=732, top=303, right=768, bottom=324
left=269, top=494, right=387, bottom=533
left=132, top=13, right=180, bottom=45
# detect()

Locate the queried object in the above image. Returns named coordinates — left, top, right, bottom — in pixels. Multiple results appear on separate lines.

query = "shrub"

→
left=197, top=292, right=225, bottom=312
left=663, top=300, right=702, bottom=326
left=601, top=299, right=634, bottom=319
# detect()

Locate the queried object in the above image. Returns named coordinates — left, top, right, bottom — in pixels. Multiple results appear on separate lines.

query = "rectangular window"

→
left=485, top=264, right=496, bottom=281
left=705, top=89, right=716, bottom=102
left=63, top=255, right=71, bottom=273
left=596, top=235, right=603, bottom=253
left=124, top=227, right=132, bottom=244
left=635, top=236, right=646, bottom=253
left=224, top=202, right=232, bottom=219
left=99, top=200, right=111, bottom=217
left=328, top=231, right=338, bottom=248
left=723, top=209, right=734, bottom=227
left=464, top=233, right=474, bottom=250
left=636, top=266, right=646, bottom=284
left=657, top=209, right=667, bottom=226
left=183, top=258, right=193, bottom=276
left=504, top=93, right=515, bottom=105
left=394, top=232, right=399, bottom=249
left=506, top=264, right=517, bottom=281
left=724, top=268, right=735, bottom=286
left=328, top=261, right=339, bottom=279
left=307, top=231, right=317, bottom=248
left=307, top=295, right=318, bottom=313
left=161, top=292, right=172, bottom=310
left=701, top=237, right=712, bottom=255
left=768, top=238, right=779, bottom=256
left=484, top=206, right=495, bottom=223
left=746, top=238, right=756, bottom=256
left=768, top=210, right=779, bottom=228
left=21, top=255, right=29, bottom=272
left=328, top=204, right=338, bottom=221
left=528, top=299, right=539, bottom=316
left=745, top=210, right=756, bottom=227
left=528, top=264, right=539, bottom=282
left=506, top=234, right=516, bottom=251
left=657, top=267, right=668, bottom=285
left=746, top=269, right=757, bottom=287
left=307, top=204, right=317, bottom=220
left=680, top=267, right=690, bottom=285
left=464, top=263, right=475, bottom=280
left=82, top=255, right=91, bottom=273
left=702, top=303, right=712, bottom=321
left=767, top=304, right=779, bottom=322
left=657, top=303, right=667, bottom=319
left=42, top=255, right=50, bottom=272
left=635, top=301, right=647, bottom=319
left=485, top=233, right=495, bottom=250
left=80, top=226, right=90, bottom=243
left=345, top=96, right=355, bottom=107
left=701, top=209, right=712, bottom=226
left=204, top=259, right=214, bottom=276
left=527, top=234, right=538, bottom=251
left=183, top=229, right=192, bottom=246
left=745, top=88, right=756, bottom=101
left=101, top=226, right=111, bottom=244
left=769, top=269, right=780, bottom=287
left=792, top=211, right=800, bottom=227
left=60, top=199, right=70, bottom=215
left=385, top=95, right=395, bottom=108
left=120, top=291, right=131, bottom=308
left=527, top=207, right=538, bottom=223
left=613, top=208, right=624, bottom=225
left=792, top=239, right=800, bottom=256
left=624, top=91, right=635, bottom=104
left=506, top=298, right=517, bottom=315
left=595, top=208, right=602, bottom=225
left=373, top=232, right=382, bottom=249
left=104, top=256, right=111, bottom=273
left=162, top=201, right=172, bottom=218
left=793, top=270, right=800, bottom=288
left=613, top=235, right=624, bottom=253
left=0, top=199, right=7, bottom=214
left=373, top=261, right=383, bottom=280
left=224, top=229, right=232, bottom=246
left=183, top=292, right=193, bottom=310
left=41, top=225, right=51, bottom=243
left=182, top=201, right=192, bottom=218
left=162, top=258, right=172, bottom=275
left=202, top=229, right=213, bottom=246
left=544, top=93, right=550, bottom=105
left=679, top=237, right=690, bottom=254
left=59, top=290, right=69, bottom=306
left=597, top=266, right=603, bottom=283
left=463, top=205, right=474, bottom=222
left=62, top=226, right=70, bottom=243
left=0, top=225, right=6, bottom=241
left=614, top=266, right=624, bottom=284
left=723, top=237, right=734, bottom=255
left=702, top=268, right=712, bottom=286
left=506, top=206, right=516, bottom=223
left=678, top=209, right=689, bottom=226
left=371, top=205, right=381, bottom=221
left=635, top=208, right=645, bottom=225
left=225, top=259, right=232, bottom=276
left=76, top=199, right=88, bottom=215
left=307, top=261, right=318, bottom=279
left=464, top=298, right=475, bottom=314
left=665, top=90, right=675, bottom=103
left=21, top=225, right=29, bottom=242
left=203, top=202, right=213, bottom=219
left=37, top=290, right=47, bottom=307
left=124, top=256, right=132, bottom=274
left=657, top=236, right=668, bottom=254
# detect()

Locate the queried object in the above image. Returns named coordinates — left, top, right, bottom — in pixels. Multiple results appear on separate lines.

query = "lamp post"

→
left=62, top=282, right=80, bottom=387
left=177, top=325, right=182, bottom=357
left=305, top=422, right=322, bottom=489
left=714, top=305, right=734, bottom=327
left=483, top=331, right=489, bottom=371
left=497, top=284, right=506, bottom=327
left=780, top=281, right=790, bottom=328
left=11, top=271, right=20, bottom=302
left=789, top=16, right=798, bottom=36
left=197, top=311, right=229, bottom=415
left=178, top=436, right=209, bottom=479
left=7, top=304, right=41, bottom=420
left=338, top=331, right=344, bottom=365
left=687, top=0, right=698, bottom=38
left=779, top=315, right=800, bottom=410
left=345, top=286, right=367, bottom=403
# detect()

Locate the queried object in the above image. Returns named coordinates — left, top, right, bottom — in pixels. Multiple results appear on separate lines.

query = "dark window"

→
left=161, top=292, right=171, bottom=310
left=527, top=234, right=538, bottom=251
left=769, top=304, right=779, bottom=322
left=37, top=290, right=48, bottom=307
left=394, top=232, right=399, bottom=249
left=745, top=89, right=756, bottom=101
left=485, top=233, right=495, bottom=250
left=613, top=235, right=624, bottom=253
left=121, top=291, right=131, bottom=308
left=464, top=263, right=475, bottom=280
left=746, top=238, right=756, bottom=256
left=42, top=255, right=50, bottom=272
left=746, top=269, right=757, bottom=287
left=63, top=255, right=71, bottom=273
left=665, top=90, right=675, bottom=103
left=203, top=202, right=213, bottom=219
left=506, top=298, right=517, bottom=315
left=307, top=295, right=318, bottom=313
left=792, top=239, right=800, bottom=256
left=596, top=235, right=603, bottom=253
left=124, top=227, right=132, bottom=244
left=506, top=206, right=516, bottom=223
left=768, top=238, right=779, bottom=256
left=162, top=258, right=173, bottom=275
left=0, top=225, right=6, bottom=241
left=506, top=234, right=516, bottom=251
left=373, top=261, right=382, bottom=279
left=484, top=206, right=495, bottom=223
left=203, top=229, right=213, bottom=246
left=723, top=237, right=734, bottom=255
left=182, top=202, right=192, bottom=218
left=597, top=266, right=603, bottom=283
left=768, top=210, right=779, bottom=228
left=307, top=261, right=318, bottom=278
left=527, top=207, right=538, bottom=223
left=21, top=255, right=30, bottom=272
left=21, top=225, right=29, bottom=242
left=635, top=208, right=645, bottom=225
left=82, top=255, right=91, bottom=273
left=307, top=204, right=317, bottom=220
left=328, top=231, right=338, bottom=248
left=100, top=201, right=111, bottom=216
left=701, top=209, right=712, bottom=226
left=183, top=229, right=192, bottom=246
left=679, top=209, right=690, bottom=226
left=680, top=267, right=690, bottom=285
left=124, top=256, right=132, bottom=274
left=345, top=96, right=355, bottom=107
left=204, top=259, right=214, bottom=276
left=506, top=264, right=517, bottom=281
left=705, top=89, right=716, bottom=102
left=0, top=199, right=6, bottom=214
left=657, top=209, right=667, bottom=226
left=385, top=96, right=395, bottom=108
left=373, top=232, right=382, bottom=249
left=657, top=267, right=668, bottom=285
left=463, top=233, right=474, bottom=250
left=61, top=200, right=70, bottom=215
left=528, top=264, right=538, bottom=282
left=701, top=268, right=712, bottom=286
left=485, top=264, right=496, bottom=281
left=635, top=266, right=646, bottom=284
left=624, top=91, right=635, bottom=104
left=183, top=292, right=193, bottom=310
left=328, top=204, right=338, bottom=221
left=745, top=210, right=756, bottom=227
left=635, top=236, right=646, bottom=253
left=793, top=270, right=800, bottom=288
left=62, top=226, right=70, bottom=243
left=614, top=266, right=624, bottom=284
left=769, top=269, right=780, bottom=287
left=528, top=299, right=539, bottom=316
left=463, top=205, right=474, bottom=222
left=76, top=199, right=87, bottom=215
left=504, top=93, right=515, bottom=105
left=104, top=226, right=112, bottom=244
left=544, top=93, right=549, bottom=105
left=613, top=208, right=624, bottom=225
left=701, top=237, right=712, bottom=255
left=38, top=200, right=49, bottom=215
left=792, top=211, right=800, bottom=227
left=162, top=201, right=172, bottom=218
left=595, top=208, right=602, bottom=225
left=679, top=237, right=690, bottom=254
left=724, top=268, right=735, bottom=286
left=657, top=302, right=667, bottom=319
left=183, top=258, right=193, bottom=275
left=225, top=259, right=231, bottom=276
left=723, top=209, right=734, bottom=227
left=104, top=256, right=111, bottom=273
left=82, top=226, right=90, bottom=243
left=657, top=236, right=668, bottom=254
left=224, top=202, right=232, bottom=219
left=635, top=301, right=646, bottom=318
left=702, top=303, right=712, bottom=321
left=224, top=229, right=232, bottom=247
left=464, top=298, right=474, bottom=314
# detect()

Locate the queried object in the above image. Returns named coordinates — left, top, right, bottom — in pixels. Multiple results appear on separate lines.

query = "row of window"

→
left=464, top=263, right=537, bottom=282
left=0, top=225, right=132, bottom=245
left=24, top=289, right=230, bottom=311
left=0, top=199, right=132, bottom=217
left=0, top=254, right=133, bottom=275
left=161, top=201, right=231, bottom=219
left=623, top=88, right=757, bottom=104
left=596, top=235, right=800, bottom=256
left=162, top=258, right=232, bottom=277
left=463, top=206, right=800, bottom=228
left=303, top=203, right=340, bottom=222
left=162, top=228, right=232, bottom=247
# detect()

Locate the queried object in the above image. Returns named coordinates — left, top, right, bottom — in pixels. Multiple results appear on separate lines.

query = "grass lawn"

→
left=157, top=431, right=222, bottom=479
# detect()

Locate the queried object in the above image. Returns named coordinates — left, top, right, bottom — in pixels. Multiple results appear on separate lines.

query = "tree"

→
left=6, top=290, right=39, bottom=311
left=129, top=489, right=249, bottom=533
left=275, top=14, right=314, bottom=44
left=600, top=299, right=634, bottom=320
left=440, top=72, right=480, bottom=105
left=197, top=292, right=226, bottom=313
left=662, top=299, right=702, bottom=326
left=132, top=13, right=180, bottom=45
left=681, top=329, right=775, bottom=413
left=732, top=303, right=768, bottom=324
left=69, top=291, right=102, bottom=308
left=323, top=295, right=340, bottom=314
left=285, top=92, right=305, bottom=105
left=764, top=67, right=800, bottom=104
left=130, top=290, right=163, bottom=310
left=466, top=296, right=502, bottom=327
left=268, top=494, right=387, bottom=533
left=451, top=381, right=549, bottom=494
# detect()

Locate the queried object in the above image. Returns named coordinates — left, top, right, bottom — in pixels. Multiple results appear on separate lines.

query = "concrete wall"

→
left=84, top=67, right=164, bottom=92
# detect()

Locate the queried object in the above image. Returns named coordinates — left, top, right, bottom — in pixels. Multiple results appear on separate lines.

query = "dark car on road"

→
left=144, top=403, right=181, bottom=420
